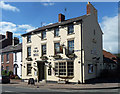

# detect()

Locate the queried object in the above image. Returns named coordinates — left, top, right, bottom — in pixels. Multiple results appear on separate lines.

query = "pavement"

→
left=9, top=79, right=120, bottom=90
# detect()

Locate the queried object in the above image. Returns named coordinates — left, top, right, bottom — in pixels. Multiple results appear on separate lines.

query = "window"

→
left=1, top=66, right=4, bottom=71
left=42, top=44, right=46, bottom=55
left=6, top=53, right=9, bottom=62
left=54, top=43, right=62, bottom=54
left=68, top=24, right=74, bottom=34
left=27, top=64, right=31, bottom=75
left=88, top=64, right=93, bottom=73
left=27, top=35, right=31, bottom=43
left=67, top=62, right=74, bottom=76
left=54, top=27, right=59, bottom=37
left=15, top=53, right=17, bottom=62
left=68, top=40, right=74, bottom=54
left=27, top=47, right=31, bottom=57
left=55, top=62, right=74, bottom=77
left=41, top=31, right=46, bottom=39
left=6, top=66, right=9, bottom=72
left=1, top=55, right=4, bottom=62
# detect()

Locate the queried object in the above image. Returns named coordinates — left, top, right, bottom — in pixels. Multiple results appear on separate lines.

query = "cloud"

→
left=100, top=15, right=118, bottom=54
left=0, top=22, right=17, bottom=34
left=42, top=2, right=54, bottom=6
left=0, top=21, right=36, bottom=37
left=18, top=24, right=36, bottom=32
left=0, top=1, right=20, bottom=12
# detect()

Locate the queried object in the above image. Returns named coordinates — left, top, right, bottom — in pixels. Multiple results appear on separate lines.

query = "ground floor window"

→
left=27, top=64, right=32, bottom=75
left=55, top=62, right=74, bottom=77
left=88, top=64, right=93, bottom=73
left=6, top=66, right=9, bottom=72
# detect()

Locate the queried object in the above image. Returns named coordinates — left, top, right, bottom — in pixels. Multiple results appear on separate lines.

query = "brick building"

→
left=0, top=31, right=22, bottom=78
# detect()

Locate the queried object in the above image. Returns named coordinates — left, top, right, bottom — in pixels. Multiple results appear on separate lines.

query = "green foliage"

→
left=2, top=70, right=8, bottom=76
left=7, top=71, right=13, bottom=76
left=2, top=70, right=13, bottom=76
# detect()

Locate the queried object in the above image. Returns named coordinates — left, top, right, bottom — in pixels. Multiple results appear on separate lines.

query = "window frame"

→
left=6, top=53, right=9, bottom=62
left=54, top=42, right=62, bottom=55
left=41, top=44, right=46, bottom=56
left=68, top=24, right=74, bottom=35
left=1, top=54, right=4, bottom=62
left=15, top=52, right=17, bottom=62
left=88, top=64, right=93, bottom=74
left=27, top=47, right=31, bottom=57
left=27, top=35, right=31, bottom=43
left=27, top=63, right=32, bottom=75
left=6, top=66, right=9, bottom=72
left=41, top=31, right=46, bottom=40
left=55, top=62, right=74, bottom=77
left=54, top=27, right=59, bottom=37
left=68, top=40, right=74, bottom=54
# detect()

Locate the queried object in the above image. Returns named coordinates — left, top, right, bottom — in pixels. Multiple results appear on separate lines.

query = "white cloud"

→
left=18, top=24, right=36, bottom=32
left=0, top=1, right=20, bottom=12
left=100, top=15, right=118, bottom=54
left=0, top=21, right=36, bottom=37
left=0, top=22, right=17, bottom=34
left=42, top=2, right=54, bottom=6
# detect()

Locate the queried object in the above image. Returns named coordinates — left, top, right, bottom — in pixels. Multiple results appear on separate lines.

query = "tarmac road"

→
left=1, top=84, right=119, bottom=94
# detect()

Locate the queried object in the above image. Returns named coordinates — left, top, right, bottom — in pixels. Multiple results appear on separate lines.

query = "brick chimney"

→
left=87, top=2, right=98, bottom=20
left=58, top=13, right=65, bottom=22
left=6, top=31, right=13, bottom=39
left=6, top=31, right=13, bottom=45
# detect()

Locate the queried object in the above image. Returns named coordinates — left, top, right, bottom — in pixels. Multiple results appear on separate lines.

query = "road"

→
left=0, top=84, right=119, bottom=94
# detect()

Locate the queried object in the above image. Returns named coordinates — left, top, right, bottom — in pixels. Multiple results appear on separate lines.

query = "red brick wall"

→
left=1, top=53, right=14, bottom=72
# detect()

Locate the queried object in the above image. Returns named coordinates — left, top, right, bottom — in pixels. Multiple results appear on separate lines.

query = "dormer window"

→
left=27, top=35, right=31, bottom=43
left=41, top=31, right=46, bottom=40
left=54, top=27, right=59, bottom=37
left=68, top=24, right=74, bottom=34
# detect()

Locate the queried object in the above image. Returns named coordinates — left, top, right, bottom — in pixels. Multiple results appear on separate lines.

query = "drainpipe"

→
left=80, top=20, right=83, bottom=84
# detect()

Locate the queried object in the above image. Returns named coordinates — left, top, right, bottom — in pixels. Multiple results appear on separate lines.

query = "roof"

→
left=103, top=50, right=117, bottom=63
left=21, top=15, right=88, bottom=36
left=0, top=43, right=22, bottom=54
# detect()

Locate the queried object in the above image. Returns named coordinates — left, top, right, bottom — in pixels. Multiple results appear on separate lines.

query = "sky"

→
left=0, top=1, right=118, bottom=54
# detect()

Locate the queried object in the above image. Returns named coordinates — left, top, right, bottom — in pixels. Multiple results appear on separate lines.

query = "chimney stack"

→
left=87, top=2, right=98, bottom=20
left=6, top=31, right=13, bottom=39
left=13, top=37, right=19, bottom=46
left=58, top=13, right=65, bottom=22
left=6, top=31, right=13, bottom=45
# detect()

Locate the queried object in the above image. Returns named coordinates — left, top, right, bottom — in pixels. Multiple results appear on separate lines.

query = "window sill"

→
left=27, top=74, right=32, bottom=76
left=27, top=41, right=32, bottom=43
left=67, top=32, right=75, bottom=35
left=6, top=61, right=9, bottom=63
left=55, top=75, right=74, bottom=78
left=88, top=72, right=93, bottom=74
left=41, top=38, right=47, bottom=41
left=54, top=36, right=60, bottom=38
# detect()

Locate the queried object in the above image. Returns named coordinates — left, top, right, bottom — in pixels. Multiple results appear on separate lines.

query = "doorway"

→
left=37, top=62, right=45, bottom=81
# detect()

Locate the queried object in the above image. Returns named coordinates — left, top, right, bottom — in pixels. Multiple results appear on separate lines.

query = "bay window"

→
left=55, top=62, right=74, bottom=77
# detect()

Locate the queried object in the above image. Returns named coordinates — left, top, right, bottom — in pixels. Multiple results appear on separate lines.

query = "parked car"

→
left=0, top=75, right=10, bottom=84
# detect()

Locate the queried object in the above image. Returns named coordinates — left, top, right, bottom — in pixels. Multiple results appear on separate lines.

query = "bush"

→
left=7, top=71, right=13, bottom=76
left=2, top=70, right=8, bottom=76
